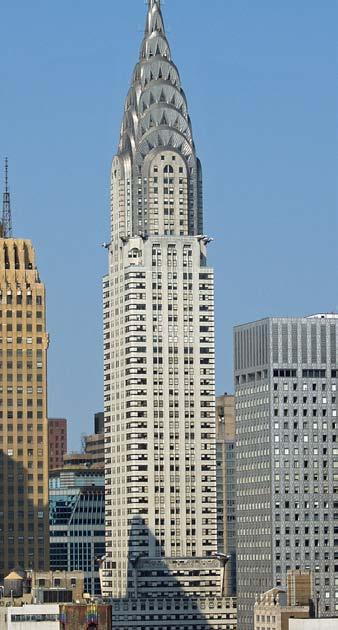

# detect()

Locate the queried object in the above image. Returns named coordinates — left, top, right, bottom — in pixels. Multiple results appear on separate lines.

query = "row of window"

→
left=0, top=410, right=45, bottom=420
left=0, top=295, right=43, bottom=305
left=0, top=324, right=42, bottom=331
left=0, top=336, right=44, bottom=344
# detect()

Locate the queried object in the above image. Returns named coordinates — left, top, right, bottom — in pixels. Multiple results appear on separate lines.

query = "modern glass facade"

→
left=49, top=467, right=105, bottom=596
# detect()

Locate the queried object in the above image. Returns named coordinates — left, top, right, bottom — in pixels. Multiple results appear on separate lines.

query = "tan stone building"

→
left=0, top=238, right=49, bottom=577
left=216, top=393, right=236, bottom=595
left=83, top=432, right=104, bottom=467
left=30, top=570, right=84, bottom=603
left=254, top=571, right=313, bottom=630
left=1, top=568, right=84, bottom=603
left=216, top=394, right=235, bottom=441
left=83, top=413, right=104, bottom=468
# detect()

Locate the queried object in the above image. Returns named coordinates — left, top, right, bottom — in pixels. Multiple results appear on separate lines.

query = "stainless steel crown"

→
left=115, top=0, right=203, bottom=235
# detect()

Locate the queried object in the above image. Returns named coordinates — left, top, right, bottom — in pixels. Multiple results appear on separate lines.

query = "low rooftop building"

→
left=30, top=570, right=84, bottom=604
left=254, top=571, right=314, bottom=630
left=0, top=570, right=84, bottom=606
left=59, top=603, right=112, bottom=629
left=0, top=603, right=60, bottom=629
left=289, top=621, right=338, bottom=629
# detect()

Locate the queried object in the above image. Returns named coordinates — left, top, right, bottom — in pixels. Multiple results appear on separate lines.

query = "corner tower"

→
left=103, top=4, right=236, bottom=627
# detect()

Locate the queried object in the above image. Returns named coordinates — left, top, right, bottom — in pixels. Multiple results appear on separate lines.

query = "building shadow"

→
left=0, top=450, right=48, bottom=581
left=110, top=515, right=225, bottom=629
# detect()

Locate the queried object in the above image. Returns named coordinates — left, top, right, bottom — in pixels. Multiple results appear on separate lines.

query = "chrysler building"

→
left=103, top=2, right=236, bottom=627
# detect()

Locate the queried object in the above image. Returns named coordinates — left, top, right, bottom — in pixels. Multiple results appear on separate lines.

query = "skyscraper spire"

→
left=145, top=0, right=164, bottom=36
left=148, top=0, right=160, bottom=8
left=115, top=0, right=203, bottom=238
left=104, top=2, right=230, bottom=613
left=2, top=157, right=12, bottom=238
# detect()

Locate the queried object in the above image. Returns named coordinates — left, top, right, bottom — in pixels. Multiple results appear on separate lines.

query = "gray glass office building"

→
left=234, top=314, right=338, bottom=629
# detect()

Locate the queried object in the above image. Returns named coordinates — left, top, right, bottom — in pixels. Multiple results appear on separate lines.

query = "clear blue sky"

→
left=0, top=0, right=336, bottom=450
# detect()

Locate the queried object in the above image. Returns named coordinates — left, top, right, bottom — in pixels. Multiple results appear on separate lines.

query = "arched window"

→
left=14, top=244, right=20, bottom=269
left=4, top=244, right=9, bottom=269
left=128, top=248, right=141, bottom=259
left=24, top=244, right=32, bottom=269
left=163, top=165, right=174, bottom=174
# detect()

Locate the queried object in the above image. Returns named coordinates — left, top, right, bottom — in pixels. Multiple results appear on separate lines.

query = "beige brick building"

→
left=0, top=238, right=49, bottom=577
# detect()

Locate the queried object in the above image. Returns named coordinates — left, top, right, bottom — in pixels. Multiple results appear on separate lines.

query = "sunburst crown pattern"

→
left=113, top=0, right=203, bottom=237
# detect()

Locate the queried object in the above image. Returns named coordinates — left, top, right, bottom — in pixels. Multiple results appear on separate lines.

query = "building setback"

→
left=102, top=0, right=237, bottom=626
left=83, top=412, right=104, bottom=468
left=235, top=314, right=338, bottom=630
left=0, top=236, right=50, bottom=578
left=254, top=570, right=313, bottom=630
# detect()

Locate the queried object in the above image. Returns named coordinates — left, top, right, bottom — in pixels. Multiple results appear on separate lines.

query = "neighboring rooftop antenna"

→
left=2, top=158, right=12, bottom=238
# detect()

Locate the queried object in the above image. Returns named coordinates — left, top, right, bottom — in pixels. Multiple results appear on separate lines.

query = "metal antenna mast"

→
left=2, top=158, right=12, bottom=238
